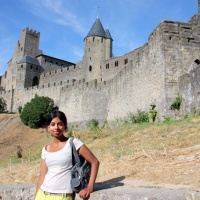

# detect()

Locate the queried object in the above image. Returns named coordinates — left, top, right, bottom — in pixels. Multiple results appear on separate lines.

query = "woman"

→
left=35, top=111, right=99, bottom=200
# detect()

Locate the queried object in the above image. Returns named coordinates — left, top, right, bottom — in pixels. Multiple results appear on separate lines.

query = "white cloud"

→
left=23, top=0, right=87, bottom=35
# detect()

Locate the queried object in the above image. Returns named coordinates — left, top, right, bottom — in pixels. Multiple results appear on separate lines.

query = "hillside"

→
left=0, top=113, right=200, bottom=191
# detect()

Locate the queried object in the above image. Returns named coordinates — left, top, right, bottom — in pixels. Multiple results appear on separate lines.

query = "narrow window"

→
left=106, top=64, right=109, bottom=69
left=60, top=81, right=62, bottom=85
left=89, top=65, right=92, bottom=71
left=30, top=65, right=33, bottom=69
left=101, top=38, right=103, bottom=43
left=54, top=82, right=56, bottom=86
left=21, top=65, right=23, bottom=68
left=93, top=37, right=95, bottom=42
left=124, top=58, right=128, bottom=64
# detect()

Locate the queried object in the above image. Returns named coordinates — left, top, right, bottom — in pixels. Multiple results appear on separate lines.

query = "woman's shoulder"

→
left=42, top=142, right=53, bottom=152
left=71, top=137, right=84, bottom=150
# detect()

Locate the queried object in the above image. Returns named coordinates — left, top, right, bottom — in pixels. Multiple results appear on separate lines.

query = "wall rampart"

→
left=106, top=32, right=166, bottom=121
left=39, top=64, right=83, bottom=86
left=156, top=20, right=200, bottom=117
left=179, top=64, right=200, bottom=114
left=0, top=78, right=108, bottom=129
left=102, top=48, right=141, bottom=81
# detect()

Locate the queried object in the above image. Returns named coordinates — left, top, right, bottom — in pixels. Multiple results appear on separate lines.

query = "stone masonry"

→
left=1, top=2, right=200, bottom=128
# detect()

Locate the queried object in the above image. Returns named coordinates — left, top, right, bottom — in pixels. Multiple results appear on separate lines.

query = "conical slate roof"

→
left=86, top=17, right=112, bottom=40
left=105, top=29, right=113, bottom=40
left=18, top=54, right=40, bottom=66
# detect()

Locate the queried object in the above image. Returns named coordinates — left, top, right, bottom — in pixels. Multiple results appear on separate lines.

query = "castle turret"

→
left=105, top=28, right=113, bottom=59
left=83, top=17, right=113, bottom=82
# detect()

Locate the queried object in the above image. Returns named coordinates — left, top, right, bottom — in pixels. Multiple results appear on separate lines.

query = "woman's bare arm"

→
left=34, top=159, right=48, bottom=199
left=78, top=144, right=100, bottom=198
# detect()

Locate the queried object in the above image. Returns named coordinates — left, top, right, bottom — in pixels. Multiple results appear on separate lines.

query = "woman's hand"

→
left=79, top=186, right=93, bottom=198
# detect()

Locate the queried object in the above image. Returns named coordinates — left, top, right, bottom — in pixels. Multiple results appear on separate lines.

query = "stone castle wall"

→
left=1, top=14, right=200, bottom=127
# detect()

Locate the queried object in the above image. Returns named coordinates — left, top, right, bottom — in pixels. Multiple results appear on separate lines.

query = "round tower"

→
left=83, top=17, right=113, bottom=82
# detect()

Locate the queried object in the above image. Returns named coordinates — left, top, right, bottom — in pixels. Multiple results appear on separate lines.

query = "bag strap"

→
left=70, top=137, right=81, bottom=167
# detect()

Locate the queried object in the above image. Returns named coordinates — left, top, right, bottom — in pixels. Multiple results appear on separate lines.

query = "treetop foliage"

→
left=20, top=94, right=58, bottom=128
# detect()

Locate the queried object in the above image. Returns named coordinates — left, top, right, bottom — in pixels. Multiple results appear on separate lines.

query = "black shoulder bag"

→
left=70, top=138, right=91, bottom=194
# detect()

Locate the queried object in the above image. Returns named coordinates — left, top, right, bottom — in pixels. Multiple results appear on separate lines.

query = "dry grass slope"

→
left=0, top=113, right=200, bottom=191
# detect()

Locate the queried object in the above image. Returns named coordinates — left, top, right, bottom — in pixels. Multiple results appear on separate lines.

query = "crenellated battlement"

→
left=22, top=27, right=40, bottom=37
left=148, top=20, right=200, bottom=48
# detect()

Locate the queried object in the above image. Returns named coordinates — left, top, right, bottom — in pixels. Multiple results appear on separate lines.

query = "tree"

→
left=0, top=97, right=7, bottom=113
left=20, top=94, right=58, bottom=128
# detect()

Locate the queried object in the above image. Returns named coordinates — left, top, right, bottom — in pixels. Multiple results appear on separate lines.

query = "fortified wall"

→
left=1, top=3, right=200, bottom=128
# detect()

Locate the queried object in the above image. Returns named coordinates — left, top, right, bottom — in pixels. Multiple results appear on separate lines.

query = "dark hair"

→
left=46, top=111, right=68, bottom=130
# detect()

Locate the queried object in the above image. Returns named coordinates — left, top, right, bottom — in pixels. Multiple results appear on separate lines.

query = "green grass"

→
left=1, top=116, right=200, bottom=167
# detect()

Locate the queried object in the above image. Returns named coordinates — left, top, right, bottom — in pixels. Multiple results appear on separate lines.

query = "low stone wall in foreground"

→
left=1, top=184, right=200, bottom=200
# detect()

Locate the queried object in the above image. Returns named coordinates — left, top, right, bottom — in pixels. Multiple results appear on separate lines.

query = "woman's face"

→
left=47, top=117, right=66, bottom=137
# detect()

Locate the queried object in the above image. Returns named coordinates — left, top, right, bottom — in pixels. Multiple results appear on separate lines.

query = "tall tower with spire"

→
left=83, top=17, right=113, bottom=82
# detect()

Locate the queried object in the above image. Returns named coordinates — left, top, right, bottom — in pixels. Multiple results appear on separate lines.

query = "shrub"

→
left=129, top=110, right=149, bottom=124
left=20, top=94, right=58, bottom=128
left=149, top=110, right=157, bottom=122
left=18, top=106, right=23, bottom=114
left=163, top=116, right=171, bottom=122
left=86, top=119, right=99, bottom=131
left=191, top=106, right=197, bottom=117
left=0, top=97, right=7, bottom=113
left=170, top=96, right=182, bottom=111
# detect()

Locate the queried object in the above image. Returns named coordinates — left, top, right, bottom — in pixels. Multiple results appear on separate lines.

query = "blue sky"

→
left=0, top=0, right=197, bottom=75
